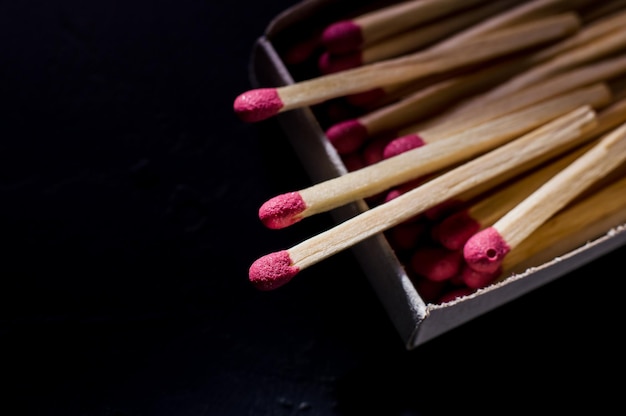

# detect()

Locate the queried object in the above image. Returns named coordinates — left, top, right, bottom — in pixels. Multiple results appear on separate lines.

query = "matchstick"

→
left=431, top=94, right=626, bottom=250
left=320, top=0, right=490, bottom=55
left=234, top=13, right=580, bottom=122
left=249, top=106, right=597, bottom=290
left=325, top=57, right=530, bottom=154
left=533, top=7, right=626, bottom=62
left=432, top=144, right=594, bottom=251
left=258, top=84, right=610, bottom=229
left=396, top=53, right=626, bottom=140
left=471, top=16, right=626, bottom=106
left=580, top=0, right=626, bottom=23
left=318, top=0, right=519, bottom=74
left=499, top=173, right=626, bottom=277
left=329, top=11, right=626, bottom=150
left=463, top=121, right=626, bottom=274
left=432, top=0, right=592, bottom=50
left=328, top=0, right=593, bottom=109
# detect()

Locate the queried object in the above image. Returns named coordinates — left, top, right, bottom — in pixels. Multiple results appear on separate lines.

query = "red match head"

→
left=410, top=246, right=462, bottom=282
left=463, top=227, right=510, bottom=274
left=321, top=20, right=363, bottom=55
left=432, top=209, right=481, bottom=251
left=259, top=192, right=307, bottom=229
left=383, top=134, right=426, bottom=159
left=318, top=51, right=363, bottom=74
left=460, top=264, right=501, bottom=289
left=233, top=88, right=283, bottom=123
left=325, top=119, right=368, bottom=154
left=249, top=250, right=300, bottom=291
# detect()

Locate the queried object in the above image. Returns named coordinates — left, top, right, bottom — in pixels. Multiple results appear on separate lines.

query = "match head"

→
left=460, top=264, right=502, bottom=289
left=432, top=210, right=481, bottom=251
left=233, top=88, right=283, bottom=123
left=410, top=246, right=462, bottom=282
left=345, top=88, right=386, bottom=107
left=249, top=250, right=300, bottom=291
left=259, top=192, right=307, bottom=229
left=325, top=119, right=368, bottom=154
left=383, top=134, right=426, bottom=159
left=318, top=51, right=363, bottom=74
left=463, top=227, right=511, bottom=274
left=321, top=20, right=363, bottom=55
left=282, top=33, right=321, bottom=66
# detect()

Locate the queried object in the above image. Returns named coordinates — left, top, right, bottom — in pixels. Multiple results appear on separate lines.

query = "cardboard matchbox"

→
left=247, top=0, right=626, bottom=349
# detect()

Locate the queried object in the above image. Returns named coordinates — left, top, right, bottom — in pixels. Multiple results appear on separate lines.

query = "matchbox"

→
left=246, top=0, right=626, bottom=349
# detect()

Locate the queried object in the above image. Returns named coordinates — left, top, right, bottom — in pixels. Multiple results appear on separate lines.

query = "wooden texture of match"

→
left=287, top=107, right=597, bottom=272
left=489, top=121, right=626, bottom=250
left=297, top=84, right=610, bottom=220
left=276, top=13, right=580, bottom=113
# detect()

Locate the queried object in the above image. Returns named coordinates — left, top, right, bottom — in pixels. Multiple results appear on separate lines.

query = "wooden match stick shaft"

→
left=412, top=54, right=626, bottom=139
left=362, top=9, right=626, bottom=137
left=337, top=0, right=490, bottom=49
left=491, top=121, right=626, bottom=250
left=433, top=0, right=591, bottom=51
left=534, top=7, right=626, bottom=62
left=300, top=84, right=609, bottom=218
left=289, top=107, right=597, bottom=271
left=340, top=0, right=590, bottom=107
left=500, top=173, right=626, bottom=276
left=474, top=18, right=626, bottom=105
left=359, top=0, right=520, bottom=64
left=277, top=14, right=580, bottom=113
left=581, top=0, right=626, bottom=23
left=437, top=94, right=626, bottom=209
left=348, top=56, right=531, bottom=140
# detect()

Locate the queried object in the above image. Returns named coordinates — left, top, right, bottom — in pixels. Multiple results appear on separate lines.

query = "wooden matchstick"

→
left=318, top=0, right=519, bottom=74
left=419, top=93, right=626, bottom=224
left=399, top=53, right=626, bottom=139
left=323, top=0, right=596, bottom=108
left=258, top=83, right=610, bottom=229
left=463, top=121, right=626, bottom=274
left=432, top=143, right=595, bottom=251
left=325, top=56, right=530, bottom=154
left=432, top=0, right=592, bottom=50
left=329, top=10, right=626, bottom=149
left=499, top=173, right=626, bottom=277
left=580, top=0, right=626, bottom=23
left=234, top=13, right=580, bottom=122
left=249, top=106, right=597, bottom=290
left=320, top=0, right=490, bottom=55
left=472, top=15, right=626, bottom=105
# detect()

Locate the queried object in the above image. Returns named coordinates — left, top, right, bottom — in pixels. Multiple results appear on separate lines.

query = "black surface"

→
left=1, top=1, right=623, bottom=415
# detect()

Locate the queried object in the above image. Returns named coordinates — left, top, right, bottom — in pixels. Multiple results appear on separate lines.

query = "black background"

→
left=1, top=1, right=623, bottom=415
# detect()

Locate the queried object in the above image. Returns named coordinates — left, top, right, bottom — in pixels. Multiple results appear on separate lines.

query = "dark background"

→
left=1, top=1, right=622, bottom=415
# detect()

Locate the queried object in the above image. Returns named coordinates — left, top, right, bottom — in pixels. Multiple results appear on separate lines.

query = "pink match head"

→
left=411, top=246, right=462, bottom=282
left=424, top=199, right=465, bottom=221
left=386, top=221, right=427, bottom=251
left=282, top=33, right=321, bottom=66
left=463, top=227, right=510, bottom=274
left=460, top=264, right=501, bottom=289
left=249, top=250, right=300, bottom=291
left=325, top=119, right=368, bottom=154
left=345, top=88, right=386, bottom=108
left=318, top=51, right=363, bottom=74
left=383, top=134, right=426, bottom=159
left=432, top=210, right=481, bottom=251
left=233, top=88, right=283, bottom=123
left=321, top=20, right=363, bottom=55
left=259, top=192, right=307, bottom=229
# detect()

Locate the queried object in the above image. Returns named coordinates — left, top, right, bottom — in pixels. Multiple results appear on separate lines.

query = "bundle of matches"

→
left=237, top=0, right=626, bottom=301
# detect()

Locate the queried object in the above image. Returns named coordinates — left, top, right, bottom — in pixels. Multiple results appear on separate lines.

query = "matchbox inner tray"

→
left=247, top=0, right=626, bottom=349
